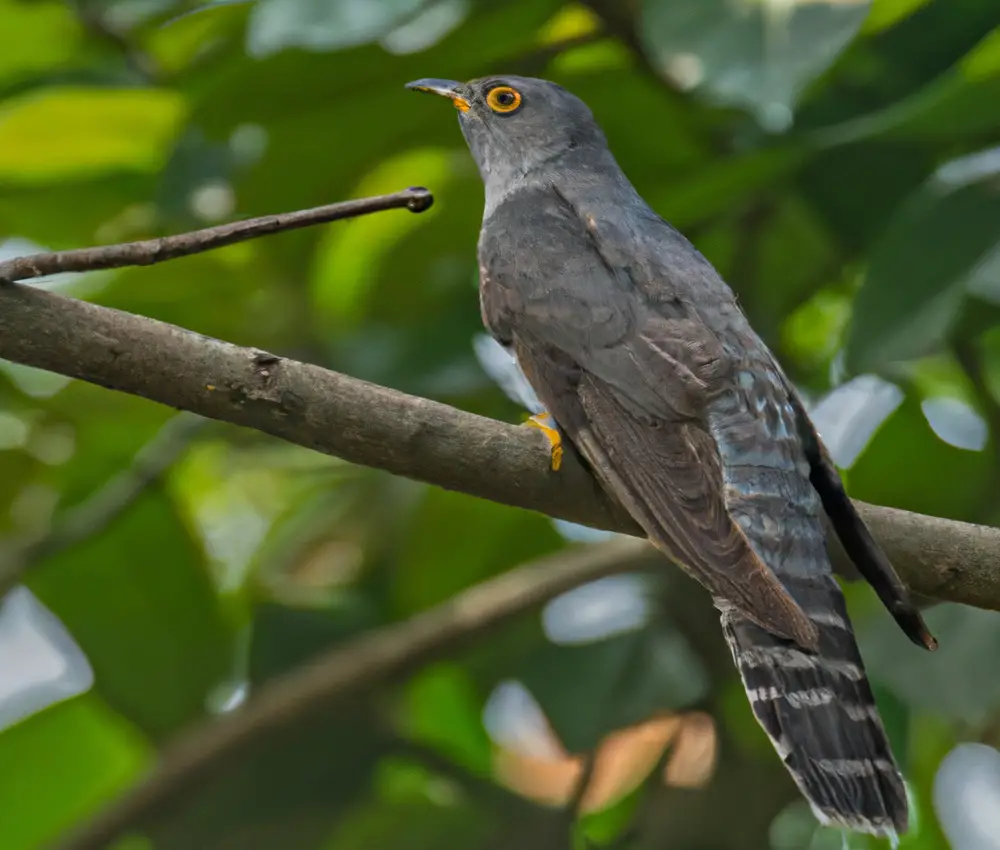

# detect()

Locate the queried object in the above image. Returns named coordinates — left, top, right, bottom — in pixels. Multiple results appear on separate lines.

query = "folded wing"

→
left=514, top=328, right=819, bottom=648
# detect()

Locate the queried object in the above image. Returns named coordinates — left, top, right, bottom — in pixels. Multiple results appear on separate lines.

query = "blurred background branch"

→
left=54, top=538, right=654, bottom=850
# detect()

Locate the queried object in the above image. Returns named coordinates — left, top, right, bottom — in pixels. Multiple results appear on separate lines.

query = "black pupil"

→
left=496, top=90, right=515, bottom=106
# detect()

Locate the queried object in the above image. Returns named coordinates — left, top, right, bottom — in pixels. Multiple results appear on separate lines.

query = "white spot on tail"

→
left=739, top=645, right=865, bottom=681
left=808, top=802, right=901, bottom=841
left=815, top=758, right=897, bottom=778
left=748, top=686, right=838, bottom=708
left=748, top=686, right=782, bottom=703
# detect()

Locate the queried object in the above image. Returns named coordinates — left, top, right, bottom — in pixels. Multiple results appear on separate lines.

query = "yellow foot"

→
left=525, top=411, right=563, bottom=472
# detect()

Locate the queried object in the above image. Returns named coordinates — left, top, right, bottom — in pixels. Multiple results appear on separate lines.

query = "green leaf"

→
left=978, top=323, right=1000, bottom=405
left=0, top=693, right=150, bottom=850
left=0, top=1, right=83, bottom=87
left=33, top=384, right=174, bottom=505
left=862, top=0, right=933, bottom=34
left=0, top=87, right=186, bottom=183
left=746, top=193, right=839, bottom=336
left=819, top=26, right=1000, bottom=144
left=150, top=597, right=385, bottom=850
left=246, top=0, right=461, bottom=58
left=782, top=288, right=852, bottom=378
left=905, top=714, right=955, bottom=848
left=649, top=146, right=807, bottom=230
left=861, top=604, right=1000, bottom=727
left=639, top=0, right=871, bottom=129
left=868, top=682, right=910, bottom=771
left=311, top=145, right=485, bottom=394
left=0, top=172, right=157, bottom=248
left=391, top=489, right=562, bottom=616
left=845, top=147, right=1000, bottom=374
left=324, top=795, right=491, bottom=850
left=518, top=617, right=709, bottom=754
left=310, top=146, right=458, bottom=331
left=846, top=394, right=989, bottom=519
left=401, top=663, right=493, bottom=776
left=769, top=800, right=823, bottom=850
left=248, top=599, right=380, bottom=683
left=98, top=247, right=286, bottom=351
left=30, top=485, right=232, bottom=740
left=149, top=0, right=251, bottom=75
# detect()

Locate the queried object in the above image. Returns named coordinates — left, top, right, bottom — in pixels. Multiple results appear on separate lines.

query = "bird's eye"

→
left=486, top=86, right=522, bottom=114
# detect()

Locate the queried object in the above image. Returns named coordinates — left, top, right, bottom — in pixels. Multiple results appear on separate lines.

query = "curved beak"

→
left=405, top=78, right=470, bottom=113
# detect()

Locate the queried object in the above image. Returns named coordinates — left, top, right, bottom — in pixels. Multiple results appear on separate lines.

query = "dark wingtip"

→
left=897, top=606, right=938, bottom=651
left=788, top=391, right=940, bottom=655
left=916, top=626, right=938, bottom=652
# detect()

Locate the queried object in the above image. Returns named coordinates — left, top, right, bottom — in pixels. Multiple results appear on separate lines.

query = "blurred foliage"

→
left=1, top=0, right=1000, bottom=848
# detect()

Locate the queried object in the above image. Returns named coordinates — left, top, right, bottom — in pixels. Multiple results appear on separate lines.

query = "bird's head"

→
left=405, top=75, right=608, bottom=189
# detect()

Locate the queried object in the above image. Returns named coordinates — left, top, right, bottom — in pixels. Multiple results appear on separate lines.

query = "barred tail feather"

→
left=719, top=574, right=908, bottom=838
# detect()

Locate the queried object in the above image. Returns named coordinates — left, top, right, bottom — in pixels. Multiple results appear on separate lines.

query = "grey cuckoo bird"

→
left=407, top=75, right=937, bottom=838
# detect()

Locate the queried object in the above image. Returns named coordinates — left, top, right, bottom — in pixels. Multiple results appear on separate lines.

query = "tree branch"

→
left=0, top=188, right=431, bottom=282
left=51, top=538, right=656, bottom=850
left=1, top=272, right=998, bottom=610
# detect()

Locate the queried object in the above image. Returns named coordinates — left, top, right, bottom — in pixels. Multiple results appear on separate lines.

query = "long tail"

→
left=719, top=574, right=908, bottom=838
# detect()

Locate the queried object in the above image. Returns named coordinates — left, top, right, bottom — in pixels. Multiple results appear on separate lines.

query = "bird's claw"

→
left=525, top=411, right=563, bottom=472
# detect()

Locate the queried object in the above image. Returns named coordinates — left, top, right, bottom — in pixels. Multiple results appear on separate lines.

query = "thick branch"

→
left=0, top=189, right=431, bottom=282
left=52, top=538, right=655, bottom=850
left=1, top=279, right=998, bottom=607
left=1, top=279, right=998, bottom=609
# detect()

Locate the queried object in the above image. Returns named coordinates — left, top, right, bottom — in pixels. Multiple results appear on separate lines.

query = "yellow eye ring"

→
left=486, top=86, right=522, bottom=114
